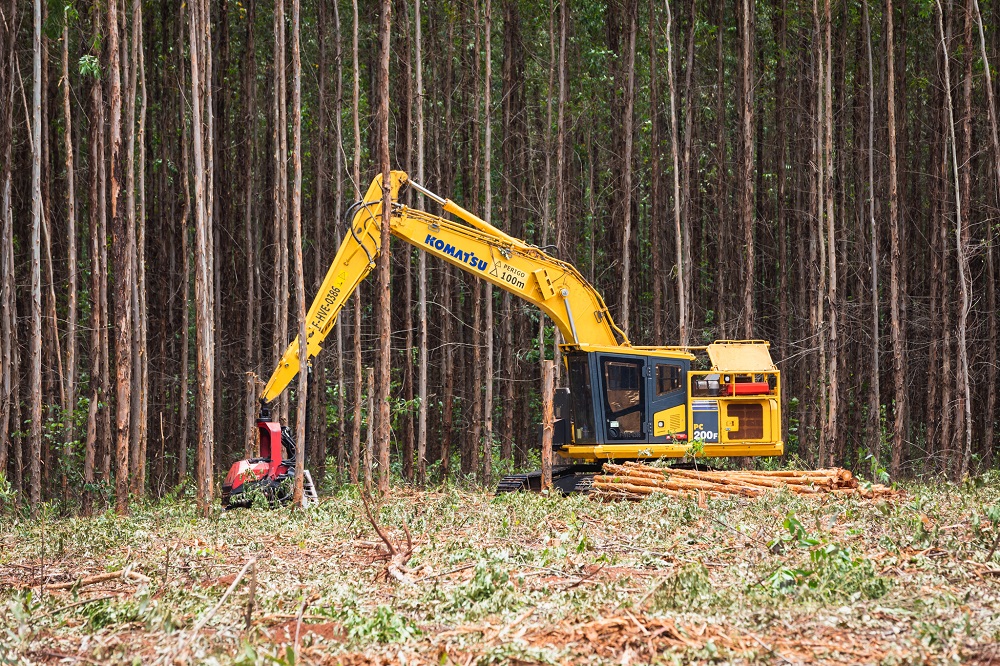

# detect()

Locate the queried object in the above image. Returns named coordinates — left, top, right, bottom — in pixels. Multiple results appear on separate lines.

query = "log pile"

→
left=590, top=461, right=897, bottom=501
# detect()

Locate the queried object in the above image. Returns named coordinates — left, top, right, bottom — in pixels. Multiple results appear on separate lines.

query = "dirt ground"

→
left=1, top=474, right=999, bottom=664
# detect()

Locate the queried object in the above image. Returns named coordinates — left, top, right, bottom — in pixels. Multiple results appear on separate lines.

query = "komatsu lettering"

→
left=424, top=234, right=487, bottom=271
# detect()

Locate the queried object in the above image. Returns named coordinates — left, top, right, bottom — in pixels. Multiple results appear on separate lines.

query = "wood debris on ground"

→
left=591, top=461, right=898, bottom=502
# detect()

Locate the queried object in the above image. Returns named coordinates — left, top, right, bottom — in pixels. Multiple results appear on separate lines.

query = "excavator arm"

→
left=262, top=170, right=630, bottom=402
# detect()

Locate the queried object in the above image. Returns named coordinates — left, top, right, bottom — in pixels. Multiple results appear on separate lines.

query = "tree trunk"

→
left=178, top=71, right=192, bottom=484
left=715, top=0, right=727, bottom=338
left=540, top=360, right=554, bottom=491
left=375, top=0, right=392, bottom=493
left=0, top=0, right=16, bottom=485
left=82, top=51, right=103, bottom=514
left=333, top=0, right=346, bottom=480
left=311, top=0, right=328, bottom=486
left=28, top=0, right=44, bottom=507
left=61, top=11, right=78, bottom=503
left=937, top=0, right=972, bottom=477
left=620, top=0, right=637, bottom=337
left=400, top=0, right=414, bottom=484
left=823, top=0, right=837, bottom=465
left=650, top=0, right=663, bottom=343
left=243, top=0, right=258, bottom=459
left=777, top=0, right=790, bottom=440
left=416, top=0, right=428, bottom=485
left=680, top=0, right=696, bottom=337
left=291, top=0, right=307, bottom=504
left=133, top=0, right=149, bottom=496
left=863, top=0, right=881, bottom=462
left=886, top=0, right=905, bottom=477
left=108, top=0, right=132, bottom=514
left=973, top=0, right=998, bottom=465
left=539, top=0, right=555, bottom=369
left=740, top=0, right=755, bottom=339
left=350, top=0, right=362, bottom=486
left=190, top=0, right=214, bottom=513
left=482, top=0, right=494, bottom=485
left=273, top=0, right=289, bottom=425
left=665, top=0, right=686, bottom=345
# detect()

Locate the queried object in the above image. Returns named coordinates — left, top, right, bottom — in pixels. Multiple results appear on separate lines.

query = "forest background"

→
left=0, top=0, right=997, bottom=514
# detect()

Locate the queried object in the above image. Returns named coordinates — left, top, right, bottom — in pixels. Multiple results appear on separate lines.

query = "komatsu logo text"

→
left=424, top=234, right=488, bottom=271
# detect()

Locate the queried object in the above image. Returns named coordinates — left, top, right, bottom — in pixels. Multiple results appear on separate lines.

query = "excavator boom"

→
left=263, top=170, right=629, bottom=402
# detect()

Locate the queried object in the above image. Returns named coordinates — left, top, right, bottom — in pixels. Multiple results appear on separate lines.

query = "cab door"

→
left=647, top=360, right=689, bottom=442
left=597, top=355, right=647, bottom=443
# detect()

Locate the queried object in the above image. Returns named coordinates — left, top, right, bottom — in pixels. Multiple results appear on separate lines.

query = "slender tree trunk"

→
left=416, top=0, right=428, bottom=485
left=863, top=0, right=881, bottom=460
left=98, top=45, right=111, bottom=484
left=0, top=1, right=16, bottom=484
left=312, top=0, right=328, bottom=485
left=61, top=12, right=78, bottom=502
left=715, top=0, right=727, bottom=337
left=108, top=0, right=132, bottom=514
left=126, top=0, right=139, bottom=489
left=82, top=51, right=102, bottom=514
left=243, top=0, right=258, bottom=458
left=886, top=0, right=905, bottom=477
left=776, top=0, right=790, bottom=438
left=178, top=74, right=191, bottom=484
left=555, top=0, right=567, bottom=262
left=291, top=0, right=307, bottom=504
left=823, top=0, right=837, bottom=465
left=482, top=0, right=494, bottom=485
left=467, top=1, right=483, bottom=479
left=936, top=0, right=972, bottom=477
left=441, top=14, right=456, bottom=482
left=401, top=0, right=414, bottom=484
left=375, top=0, right=392, bottom=493
left=133, top=0, right=149, bottom=496
left=665, top=0, right=686, bottom=345
left=333, top=0, right=346, bottom=480
left=274, top=0, right=289, bottom=424
left=973, top=0, right=998, bottom=464
left=620, top=0, right=637, bottom=336
left=539, top=0, right=555, bottom=367
left=350, top=0, right=362, bottom=486
left=680, top=0, right=696, bottom=333
left=190, top=0, right=214, bottom=513
left=649, top=0, right=663, bottom=342
left=740, top=0, right=755, bottom=339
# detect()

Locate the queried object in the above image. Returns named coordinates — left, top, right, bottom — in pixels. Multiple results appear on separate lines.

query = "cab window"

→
left=656, top=364, right=682, bottom=395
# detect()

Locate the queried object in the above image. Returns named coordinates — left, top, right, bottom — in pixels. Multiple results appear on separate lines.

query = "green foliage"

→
left=78, top=54, right=100, bottom=79
left=649, top=562, right=719, bottom=612
left=765, top=512, right=889, bottom=602
left=336, top=602, right=420, bottom=644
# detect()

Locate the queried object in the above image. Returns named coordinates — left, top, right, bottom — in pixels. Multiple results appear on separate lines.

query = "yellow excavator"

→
left=222, top=171, right=783, bottom=503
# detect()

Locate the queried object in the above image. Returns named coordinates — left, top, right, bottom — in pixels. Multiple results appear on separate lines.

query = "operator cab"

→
left=559, top=341, right=783, bottom=460
left=564, top=352, right=690, bottom=446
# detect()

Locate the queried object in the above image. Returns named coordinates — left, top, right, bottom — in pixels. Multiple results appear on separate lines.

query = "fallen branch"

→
left=360, top=491, right=415, bottom=585
left=39, top=567, right=150, bottom=591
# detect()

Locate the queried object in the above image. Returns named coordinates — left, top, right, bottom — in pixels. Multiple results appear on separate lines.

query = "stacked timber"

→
left=591, top=461, right=897, bottom=501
